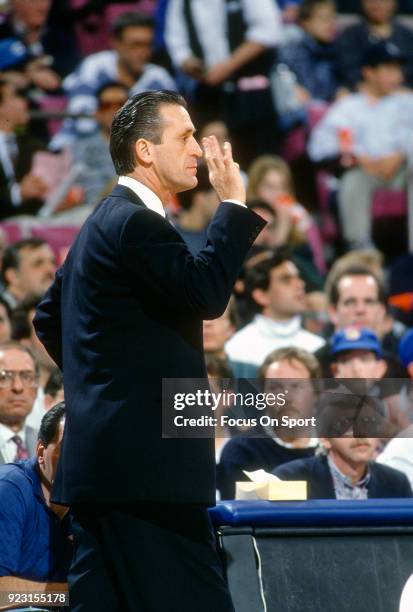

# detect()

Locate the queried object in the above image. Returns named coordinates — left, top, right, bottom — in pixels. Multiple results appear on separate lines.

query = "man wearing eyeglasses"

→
left=0, top=342, right=39, bottom=465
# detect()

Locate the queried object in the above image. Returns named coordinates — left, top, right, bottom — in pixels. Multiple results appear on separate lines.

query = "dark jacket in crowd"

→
left=218, top=429, right=316, bottom=499
left=274, top=453, right=413, bottom=499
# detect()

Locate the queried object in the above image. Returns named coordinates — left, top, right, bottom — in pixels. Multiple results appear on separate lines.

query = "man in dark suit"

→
left=33, top=90, right=265, bottom=611
left=274, top=437, right=412, bottom=499
left=0, top=80, right=47, bottom=219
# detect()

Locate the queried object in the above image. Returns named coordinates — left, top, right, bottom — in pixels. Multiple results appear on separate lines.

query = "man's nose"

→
left=192, top=138, right=203, bottom=158
left=11, top=375, right=24, bottom=392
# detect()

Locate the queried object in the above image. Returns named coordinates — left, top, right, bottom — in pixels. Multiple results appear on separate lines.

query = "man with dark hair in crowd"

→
left=225, top=249, right=325, bottom=373
left=52, top=11, right=176, bottom=149
left=0, top=401, right=71, bottom=593
left=0, top=341, right=39, bottom=465
left=174, top=163, right=220, bottom=254
left=336, top=0, right=413, bottom=90
left=315, top=264, right=407, bottom=377
left=34, top=89, right=265, bottom=610
left=1, top=238, right=56, bottom=309
left=0, top=80, right=48, bottom=220
left=219, top=346, right=320, bottom=499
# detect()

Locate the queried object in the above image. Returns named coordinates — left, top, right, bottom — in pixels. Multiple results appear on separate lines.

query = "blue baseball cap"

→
left=0, top=38, right=30, bottom=71
left=399, top=328, right=413, bottom=367
left=330, top=327, right=382, bottom=358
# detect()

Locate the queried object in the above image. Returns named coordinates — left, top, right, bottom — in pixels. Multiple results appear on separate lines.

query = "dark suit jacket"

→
left=33, top=185, right=265, bottom=505
left=274, top=454, right=413, bottom=499
left=0, top=133, right=45, bottom=219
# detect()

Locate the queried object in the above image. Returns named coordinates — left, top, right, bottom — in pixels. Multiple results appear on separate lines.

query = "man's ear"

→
left=36, top=440, right=45, bottom=466
left=134, top=138, right=153, bottom=165
left=320, top=437, right=332, bottom=451
left=251, top=287, right=269, bottom=309
left=3, top=267, right=17, bottom=289
left=375, top=359, right=387, bottom=379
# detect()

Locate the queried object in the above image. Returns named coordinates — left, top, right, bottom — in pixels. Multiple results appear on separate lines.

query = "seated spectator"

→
left=12, top=296, right=58, bottom=431
left=218, top=346, right=320, bottom=499
left=0, top=401, right=71, bottom=592
left=308, top=41, right=413, bottom=248
left=274, top=434, right=412, bottom=499
left=315, top=263, right=407, bottom=378
left=336, top=0, right=413, bottom=90
left=0, top=80, right=48, bottom=220
left=174, top=164, right=219, bottom=255
left=52, top=11, right=176, bottom=149
left=69, top=82, right=129, bottom=208
left=330, top=327, right=386, bottom=380
left=225, top=249, right=325, bottom=372
left=44, top=367, right=63, bottom=411
left=1, top=238, right=56, bottom=309
left=0, top=0, right=73, bottom=91
left=247, top=155, right=325, bottom=275
left=278, top=0, right=340, bottom=104
left=0, top=342, right=40, bottom=465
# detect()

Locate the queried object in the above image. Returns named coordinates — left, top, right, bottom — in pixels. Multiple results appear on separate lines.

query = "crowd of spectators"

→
left=1, top=0, right=413, bottom=602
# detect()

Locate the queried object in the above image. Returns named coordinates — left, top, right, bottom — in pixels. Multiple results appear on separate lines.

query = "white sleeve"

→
left=241, top=0, right=283, bottom=47
left=307, top=100, right=353, bottom=162
left=164, top=0, right=193, bottom=68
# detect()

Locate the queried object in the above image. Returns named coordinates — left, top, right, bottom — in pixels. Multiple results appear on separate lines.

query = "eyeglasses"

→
left=0, top=370, right=39, bottom=388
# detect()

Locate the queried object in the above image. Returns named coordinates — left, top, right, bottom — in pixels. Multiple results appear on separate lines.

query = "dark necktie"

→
left=11, top=434, right=29, bottom=461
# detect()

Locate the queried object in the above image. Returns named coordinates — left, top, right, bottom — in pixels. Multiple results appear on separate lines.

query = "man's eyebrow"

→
left=180, top=127, right=196, bottom=137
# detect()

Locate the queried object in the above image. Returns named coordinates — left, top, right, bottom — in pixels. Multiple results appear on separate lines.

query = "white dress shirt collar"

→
left=118, top=176, right=166, bottom=218
left=0, top=422, right=26, bottom=463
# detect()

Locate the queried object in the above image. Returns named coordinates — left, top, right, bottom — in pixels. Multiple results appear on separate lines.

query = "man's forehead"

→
left=0, top=348, right=34, bottom=368
left=271, top=260, right=298, bottom=276
left=339, top=274, right=377, bottom=294
left=160, top=104, right=195, bottom=132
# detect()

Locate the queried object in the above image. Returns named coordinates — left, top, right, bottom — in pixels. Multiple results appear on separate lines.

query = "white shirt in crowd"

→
left=225, top=314, right=325, bottom=366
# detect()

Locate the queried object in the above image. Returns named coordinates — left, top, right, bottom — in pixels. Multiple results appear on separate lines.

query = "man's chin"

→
left=178, top=177, right=198, bottom=193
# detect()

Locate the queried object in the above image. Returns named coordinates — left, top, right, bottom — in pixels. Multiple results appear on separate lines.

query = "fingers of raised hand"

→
left=202, top=135, right=224, bottom=169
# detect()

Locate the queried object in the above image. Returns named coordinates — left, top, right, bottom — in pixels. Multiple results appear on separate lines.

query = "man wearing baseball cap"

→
left=330, top=327, right=387, bottom=379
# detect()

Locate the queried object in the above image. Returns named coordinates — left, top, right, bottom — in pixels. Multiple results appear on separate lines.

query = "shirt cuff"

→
left=223, top=199, right=247, bottom=208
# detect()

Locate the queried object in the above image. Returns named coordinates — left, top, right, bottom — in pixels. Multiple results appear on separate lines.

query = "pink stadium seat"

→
left=0, top=222, right=24, bottom=245
left=372, top=188, right=407, bottom=219
left=37, top=95, right=68, bottom=137
left=31, top=226, right=80, bottom=265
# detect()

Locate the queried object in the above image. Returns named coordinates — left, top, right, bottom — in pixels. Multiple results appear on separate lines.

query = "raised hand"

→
left=202, top=136, right=246, bottom=203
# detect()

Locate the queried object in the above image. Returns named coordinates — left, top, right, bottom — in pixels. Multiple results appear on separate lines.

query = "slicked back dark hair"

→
left=38, top=401, right=65, bottom=447
left=110, top=90, right=187, bottom=175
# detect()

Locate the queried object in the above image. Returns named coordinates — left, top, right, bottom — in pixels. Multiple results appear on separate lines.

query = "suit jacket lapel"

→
left=311, top=455, right=336, bottom=499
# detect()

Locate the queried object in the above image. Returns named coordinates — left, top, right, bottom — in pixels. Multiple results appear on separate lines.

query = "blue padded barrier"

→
left=209, top=498, right=413, bottom=527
